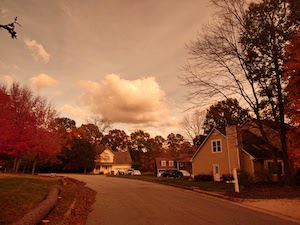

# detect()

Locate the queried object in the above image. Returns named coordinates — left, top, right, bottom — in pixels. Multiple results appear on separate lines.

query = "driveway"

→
left=65, top=174, right=299, bottom=225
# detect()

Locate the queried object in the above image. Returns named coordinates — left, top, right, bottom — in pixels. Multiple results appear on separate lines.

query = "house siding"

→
left=240, top=150, right=253, bottom=174
left=193, top=130, right=230, bottom=178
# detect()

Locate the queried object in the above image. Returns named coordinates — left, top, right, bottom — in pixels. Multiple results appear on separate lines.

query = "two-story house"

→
left=93, top=145, right=132, bottom=175
left=155, top=155, right=192, bottom=177
left=190, top=123, right=283, bottom=181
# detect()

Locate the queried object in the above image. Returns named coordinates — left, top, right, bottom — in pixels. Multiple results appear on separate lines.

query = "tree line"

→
left=0, top=83, right=196, bottom=174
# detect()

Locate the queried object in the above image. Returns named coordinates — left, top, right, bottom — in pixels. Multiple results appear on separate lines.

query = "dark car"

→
left=161, top=170, right=183, bottom=179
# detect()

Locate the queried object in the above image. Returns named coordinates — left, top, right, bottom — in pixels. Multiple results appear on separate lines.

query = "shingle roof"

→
left=241, top=130, right=276, bottom=159
left=113, top=151, right=132, bottom=164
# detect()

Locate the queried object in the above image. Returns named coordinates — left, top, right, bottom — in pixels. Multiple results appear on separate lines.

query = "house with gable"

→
left=190, top=122, right=283, bottom=181
left=93, top=145, right=132, bottom=175
left=155, top=154, right=192, bottom=177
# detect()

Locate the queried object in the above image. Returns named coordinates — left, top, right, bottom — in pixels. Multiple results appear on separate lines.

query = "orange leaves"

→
left=284, top=33, right=300, bottom=168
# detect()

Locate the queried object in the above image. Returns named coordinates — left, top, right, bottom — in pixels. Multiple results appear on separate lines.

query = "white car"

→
left=131, top=170, right=142, bottom=176
left=179, top=170, right=191, bottom=178
left=124, top=168, right=134, bottom=175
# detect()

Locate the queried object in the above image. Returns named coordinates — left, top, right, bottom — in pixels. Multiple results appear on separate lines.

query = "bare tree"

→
left=179, top=110, right=206, bottom=141
left=87, top=115, right=112, bottom=134
left=180, top=0, right=299, bottom=186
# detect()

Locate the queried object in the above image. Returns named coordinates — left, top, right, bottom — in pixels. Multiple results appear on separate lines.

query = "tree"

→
left=203, top=98, right=249, bottom=135
left=0, top=83, right=60, bottom=173
left=87, top=115, right=112, bottom=133
left=102, top=129, right=129, bottom=151
left=129, top=130, right=151, bottom=170
left=284, top=32, right=300, bottom=169
left=80, top=123, right=102, bottom=145
left=0, top=17, right=20, bottom=39
left=179, top=110, right=205, bottom=142
left=181, top=0, right=299, bottom=186
left=62, top=127, right=95, bottom=173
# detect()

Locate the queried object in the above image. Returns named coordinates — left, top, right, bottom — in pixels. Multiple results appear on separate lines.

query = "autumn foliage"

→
left=284, top=33, right=300, bottom=168
left=0, top=83, right=62, bottom=173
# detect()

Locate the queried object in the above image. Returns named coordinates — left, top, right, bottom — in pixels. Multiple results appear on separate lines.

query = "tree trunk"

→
left=22, top=162, right=28, bottom=174
left=31, top=158, right=37, bottom=175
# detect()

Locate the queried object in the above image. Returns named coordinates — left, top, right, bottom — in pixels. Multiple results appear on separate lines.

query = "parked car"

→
left=161, top=170, right=183, bottom=178
left=179, top=170, right=191, bottom=178
left=124, top=168, right=134, bottom=175
left=131, top=170, right=142, bottom=176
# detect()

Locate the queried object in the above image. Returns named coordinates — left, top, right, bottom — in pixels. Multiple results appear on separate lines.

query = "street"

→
left=65, top=175, right=299, bottom=225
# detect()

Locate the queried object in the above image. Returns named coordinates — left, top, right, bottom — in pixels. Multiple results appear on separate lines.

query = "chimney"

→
left=226, top=125, right=241, bottom=174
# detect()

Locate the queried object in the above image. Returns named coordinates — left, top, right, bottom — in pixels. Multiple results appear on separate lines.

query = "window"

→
left=161, top=161, right=166, bottom=166
left=103, top=153, right=110, bottom=161
left=267, top=161, right=283, bottom=174
left=212, top=140, right=221, bottom=153
left=169, top=161, right=174, bottom=166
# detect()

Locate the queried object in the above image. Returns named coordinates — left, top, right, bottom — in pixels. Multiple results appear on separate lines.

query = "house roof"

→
left=241, top=130, right=279, bottom=159
left=95, top=145, right=132, bottom=165
left=113, top=151, right=132, bottom=164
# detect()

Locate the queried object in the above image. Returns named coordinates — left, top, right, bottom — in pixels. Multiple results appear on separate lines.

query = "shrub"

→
left=194, top=174, right=213, bottom=181
left=254, top=169, right=273, bottom=182
left=221, top=173, right=234, bottom=182
left=238, top=169, right=253, bottom=187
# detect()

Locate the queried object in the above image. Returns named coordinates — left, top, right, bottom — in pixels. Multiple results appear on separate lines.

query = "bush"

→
left=238, top=169, right=253, bottom=187
left=221, top=173, right=234, bottom=182
left=194, top=174, right=213, bottom=181
left=254, top=169, right=273, bottom=182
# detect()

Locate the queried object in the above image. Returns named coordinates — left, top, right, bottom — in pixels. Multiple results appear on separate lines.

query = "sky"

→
left=0, top=0, right=213, bottom=138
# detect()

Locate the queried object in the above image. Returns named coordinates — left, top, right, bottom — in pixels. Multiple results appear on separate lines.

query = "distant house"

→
left=155, top=154, right=192, bottom=177
left=93, top=145, right=132, bottom=175
left=190, top=122, right=283, bottom=181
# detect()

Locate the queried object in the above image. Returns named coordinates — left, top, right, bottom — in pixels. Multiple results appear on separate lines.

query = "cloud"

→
left=59, top=104, right=88, bottom=121
left=24, top=38, right=50, bottom=63
left=78, top=74, right=171, bottom=124
left=1, top=75, right=16, bottom=86
left=29, top=73, right=58, bottom=89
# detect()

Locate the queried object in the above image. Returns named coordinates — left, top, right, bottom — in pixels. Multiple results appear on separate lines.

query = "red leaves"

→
left=284, top=33, right=300, bottom=168
left=0, top=83, right=61, bottom=172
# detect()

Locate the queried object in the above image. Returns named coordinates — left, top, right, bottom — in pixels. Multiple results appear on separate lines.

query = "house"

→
left=93, top=145, right=132, bottom=175
left=190, top=123, right=283, bottom=181
left=155, top=157, right=176, bottom=177
left=155, top=155, right=192, bottom=177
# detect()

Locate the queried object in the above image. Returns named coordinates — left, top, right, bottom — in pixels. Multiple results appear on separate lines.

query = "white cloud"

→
left=24, top=38, right=50, bottom=63
left=78, top=74, right=171, bottom=124
left=1, top=75, right=16, bottom=86
left=59, top=104, right=88, bottom=121
left=29, top=73, right=58, bottom=89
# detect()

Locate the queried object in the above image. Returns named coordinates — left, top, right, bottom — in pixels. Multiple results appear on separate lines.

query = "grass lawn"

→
left=114, top=174, right=300, bottom=199
left=0, top=173, right=58, bottom=225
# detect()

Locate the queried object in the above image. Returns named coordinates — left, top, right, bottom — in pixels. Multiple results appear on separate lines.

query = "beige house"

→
left=190, top=124, right=283, bottom=181
left=93, top=145, right=132, bottom=175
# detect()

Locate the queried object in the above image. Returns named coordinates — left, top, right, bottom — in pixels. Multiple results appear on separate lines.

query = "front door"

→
left=213, top=164, right=220, bottom=181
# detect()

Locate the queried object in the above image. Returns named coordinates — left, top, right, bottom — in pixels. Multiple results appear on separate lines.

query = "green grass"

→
left=0, top=174, right=58, bottom=225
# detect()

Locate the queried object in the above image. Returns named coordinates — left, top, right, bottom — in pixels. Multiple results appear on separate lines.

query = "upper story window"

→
left=212, top=140, right=221, bottom=153
left=103, top=153, right=110, bottom=161
left=169, top=161, right=174, bottom=166
left=161, top=160, right=166, bottom=166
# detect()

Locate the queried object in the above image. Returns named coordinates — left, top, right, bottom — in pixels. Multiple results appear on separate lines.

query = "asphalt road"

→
left=65, top=175, right=299, bottom=225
